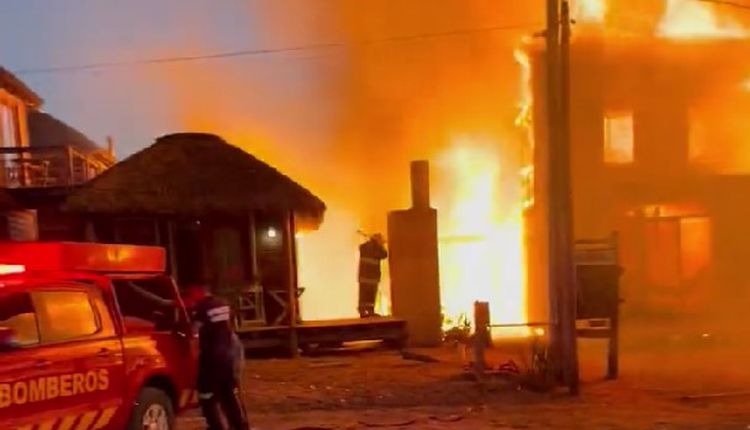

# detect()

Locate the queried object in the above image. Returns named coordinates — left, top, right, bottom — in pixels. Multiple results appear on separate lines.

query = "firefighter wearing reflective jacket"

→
left=186, top=284, right=250, bottom=430
left=358, top=234, right=388, bottom=318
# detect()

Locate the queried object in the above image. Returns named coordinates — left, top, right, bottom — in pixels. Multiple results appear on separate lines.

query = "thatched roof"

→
left=65, top=133, right=326, bottom=225
left=28, top=111, right=101, bottom=154
left=0, top=67, right=42, bottom=107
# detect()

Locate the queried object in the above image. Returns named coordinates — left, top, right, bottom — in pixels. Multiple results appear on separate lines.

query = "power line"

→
left=13, top=22, right=540, bottom=76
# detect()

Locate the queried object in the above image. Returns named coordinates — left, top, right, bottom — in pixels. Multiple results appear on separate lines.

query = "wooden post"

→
left=547, top=0, right=579, bottom=394
left=545, top=0, right=563, bottom=386
left=607, top=232, right=620, bottom=380
left=559, top=0, right=580, bottom=395
left=66, top=146, right=75, bottom=186
left=284, top=211, right=299, bottom=358
left=167, top=220, right=180, bottom=284
left=248, top=212, right=259, bottom=280
left=473, top=301, right=490, bottom=379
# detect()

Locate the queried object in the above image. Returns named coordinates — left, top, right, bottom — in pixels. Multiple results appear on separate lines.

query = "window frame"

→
left=603, top=112, right=635, bottom=165
left=31, top=284, right=105, bottom=346
left=0, top=290, right=41, bottom=349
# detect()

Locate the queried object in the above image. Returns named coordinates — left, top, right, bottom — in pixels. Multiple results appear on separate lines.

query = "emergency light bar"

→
left=0, top=242, right=166, bottom=274
left=0, top=264, right=25, bottom=275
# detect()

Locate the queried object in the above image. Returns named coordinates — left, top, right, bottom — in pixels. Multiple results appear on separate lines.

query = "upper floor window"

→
left=604, top=113, right=634, bottom=164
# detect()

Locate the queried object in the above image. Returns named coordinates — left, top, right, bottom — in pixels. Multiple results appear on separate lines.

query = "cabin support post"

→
left=284, top=211, right=299, bottom=357
left=248, top=212, right=259, bottom=280
left=66, top=146, right=75, bottom=186
left=167, top=219, right=179, bottom=284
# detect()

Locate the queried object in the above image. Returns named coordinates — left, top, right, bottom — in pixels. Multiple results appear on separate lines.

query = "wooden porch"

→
left=0, top=145, right=114, bottom=188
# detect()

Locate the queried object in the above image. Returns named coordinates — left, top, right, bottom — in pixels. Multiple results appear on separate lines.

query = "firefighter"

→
left=185, top=284, right=251, bottom=430
left=126, top=282, right=248, bottom=429
left=358, top=233, right=388, bottom=318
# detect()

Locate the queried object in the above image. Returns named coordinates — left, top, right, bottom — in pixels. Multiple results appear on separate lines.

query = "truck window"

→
left=0, top=292, right=39, bottom=347
left=33, top=291, right=99, bottom=343
left=90, top=288, right=116, bottom=337
left=113, top=277, right=183, bottom=331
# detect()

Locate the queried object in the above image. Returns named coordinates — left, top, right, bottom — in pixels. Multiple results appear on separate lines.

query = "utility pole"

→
left=545, top=0, right=562, bottom=387
left=559, top=0, right=580, bottom=395
left=546, top=0, right=580, bottom=395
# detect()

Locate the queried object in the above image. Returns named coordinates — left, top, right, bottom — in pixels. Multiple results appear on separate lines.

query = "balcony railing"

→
left=0, top=145, right=115, bottom=188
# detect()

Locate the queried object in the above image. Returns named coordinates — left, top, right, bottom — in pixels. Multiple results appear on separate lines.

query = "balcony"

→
left=0, top=145, right=115, bottom=188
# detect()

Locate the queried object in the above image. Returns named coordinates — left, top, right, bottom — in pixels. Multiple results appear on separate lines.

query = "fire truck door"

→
left=0, top=290, right=60, bottom=429
left=31, top=288, right=124, bottom=429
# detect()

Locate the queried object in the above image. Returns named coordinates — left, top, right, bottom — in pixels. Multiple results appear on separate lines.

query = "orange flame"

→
left=658, top=0, right=748, bottom=39
left=574, top=0, right=607, bottom=23
left=435, top=139, right=528, bottom=336
left=515, top=47, right=535, bottom=210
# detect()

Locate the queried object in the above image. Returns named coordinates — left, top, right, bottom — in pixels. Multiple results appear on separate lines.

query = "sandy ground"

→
left=178, top=318, right=750, bottom=429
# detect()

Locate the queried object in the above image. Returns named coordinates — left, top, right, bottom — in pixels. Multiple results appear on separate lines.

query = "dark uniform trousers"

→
left=358, top=239, right=387, bottom=317
left=198, top=358, right=249, bottom=430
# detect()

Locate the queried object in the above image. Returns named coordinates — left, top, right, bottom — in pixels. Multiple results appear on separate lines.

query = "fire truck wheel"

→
left=128, top=387, right=175, bottom=430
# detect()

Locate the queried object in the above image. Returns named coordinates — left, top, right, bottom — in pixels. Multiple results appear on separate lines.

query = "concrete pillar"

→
left=387, top=160, right=442, bottom=347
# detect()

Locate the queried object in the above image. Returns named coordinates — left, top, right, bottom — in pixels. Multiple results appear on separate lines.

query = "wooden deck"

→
left=236, top=316, right=407, bottom=350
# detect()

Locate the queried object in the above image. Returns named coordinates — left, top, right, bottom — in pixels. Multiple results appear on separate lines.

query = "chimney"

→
left=387, top=159, right=442, bottom=347
left=410, top=160, right=430, bottom=209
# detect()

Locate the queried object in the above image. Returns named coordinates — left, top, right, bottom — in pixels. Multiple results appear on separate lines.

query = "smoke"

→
left=139, top=1, right=544, bottom=318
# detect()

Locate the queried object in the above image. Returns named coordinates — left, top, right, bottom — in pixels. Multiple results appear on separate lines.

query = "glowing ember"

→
left=658, top=0, right=748, bottom=39
left=435, top=141, right=528, bottom=337
left=573, top=0, right=607, bottom=23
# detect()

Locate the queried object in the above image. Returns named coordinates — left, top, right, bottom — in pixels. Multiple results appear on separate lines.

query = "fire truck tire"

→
left=127, top=387, right=176, bottom=430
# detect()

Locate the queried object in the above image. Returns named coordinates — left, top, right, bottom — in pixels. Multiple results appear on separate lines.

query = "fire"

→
left=658, top=0, right=748, bottom=39
left=435, top=140, right=528, bottom=337
left=515, top=48, right=535, bottom=210
left=573, top=0, right=607, bottom=23
left=297, top=209, right=362, bottom=321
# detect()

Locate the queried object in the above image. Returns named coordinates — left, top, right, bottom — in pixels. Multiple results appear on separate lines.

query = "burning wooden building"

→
left=524, top=2, right=750, bottom=318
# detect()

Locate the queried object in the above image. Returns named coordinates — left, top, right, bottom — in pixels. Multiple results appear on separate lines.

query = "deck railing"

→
left=0, top=145, right=115, bottom=188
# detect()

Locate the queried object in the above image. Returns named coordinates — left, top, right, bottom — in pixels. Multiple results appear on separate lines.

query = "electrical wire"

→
left=13, top=22, right=541, bottom=76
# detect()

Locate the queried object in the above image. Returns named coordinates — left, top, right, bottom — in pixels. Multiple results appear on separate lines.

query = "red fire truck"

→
left=0, top=242, right=198, bottom=430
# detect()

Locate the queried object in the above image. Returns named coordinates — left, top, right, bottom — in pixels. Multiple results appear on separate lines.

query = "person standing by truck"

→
left=127, top=281, right=249, bottom=429
left=185, top=284, right=250, bottom=430
left=183, top=284, right=249, bottom=430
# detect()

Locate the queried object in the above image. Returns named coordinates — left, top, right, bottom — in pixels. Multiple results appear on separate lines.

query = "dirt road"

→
left=177, top=338, right=750, bottom=429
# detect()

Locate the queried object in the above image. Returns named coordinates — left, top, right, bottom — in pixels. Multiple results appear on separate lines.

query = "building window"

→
left=0, top=103, right=19, bottom=148
left=604, top=113, right=634, bottom=164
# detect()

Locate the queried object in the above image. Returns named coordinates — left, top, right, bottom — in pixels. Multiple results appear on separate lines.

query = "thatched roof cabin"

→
left=65, top=133, right=326, bottom=227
